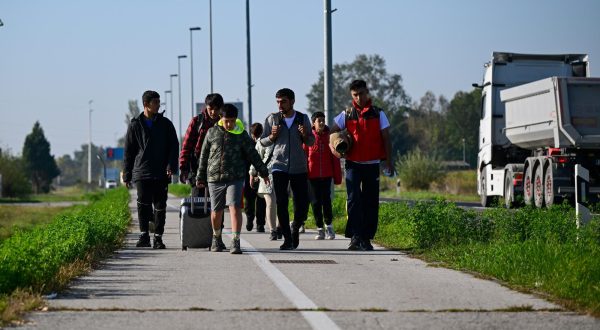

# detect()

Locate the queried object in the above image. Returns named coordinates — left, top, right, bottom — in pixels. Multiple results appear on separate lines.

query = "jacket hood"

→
left=218, top=118, right=245, bottom=134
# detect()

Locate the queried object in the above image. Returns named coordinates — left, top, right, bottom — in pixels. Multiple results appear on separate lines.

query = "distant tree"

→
left=117, top=100, right=140, bottom=147
left=0, top=150, right=32, bottom=198
left=442, top=89, right=481, bottom=166
left=406, top=91, right=448, bottom=156
left=22, top=122, right=60, bottom=193
left=306, top=54, right=411, bottom=116
left=306, top=54, right=412, bottom=159
left=56, top=154, right=81, bottom=186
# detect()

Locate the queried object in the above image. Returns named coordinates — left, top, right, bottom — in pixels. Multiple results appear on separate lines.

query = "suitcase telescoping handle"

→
left=203, top=187, right=208, bottom=213
left=190, top=187, right=209, bottom=214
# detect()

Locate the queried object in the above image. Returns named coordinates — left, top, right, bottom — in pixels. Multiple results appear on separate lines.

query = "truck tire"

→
left=543, top=162, right=562, bottom=208
left=534, top=165, right=545, bottom=208
left=504, top=170, right=514, bottom=208
left=523, top=165, right=534, bottom=206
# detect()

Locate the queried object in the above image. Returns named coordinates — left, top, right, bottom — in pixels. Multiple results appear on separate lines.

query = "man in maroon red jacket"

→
left=179, top=93, right=223, bottom=196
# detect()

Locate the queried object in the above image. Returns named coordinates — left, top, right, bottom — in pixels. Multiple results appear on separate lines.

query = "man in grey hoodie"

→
left=260, top=88, right=315, bottom=250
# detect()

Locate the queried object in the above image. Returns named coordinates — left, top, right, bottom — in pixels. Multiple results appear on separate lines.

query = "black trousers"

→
left=244, top=174, right=266, bottom=226
left=136, top=180, right=168, bottom=235
left=273, top=171, right=309, bottom=240
left=344, top=161, right=380, bottom=240
left=309, top=177, right=333, bottom=228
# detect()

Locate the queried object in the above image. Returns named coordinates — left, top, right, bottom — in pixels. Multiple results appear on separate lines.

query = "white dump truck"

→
left=475, top=52, right=600, bottom=208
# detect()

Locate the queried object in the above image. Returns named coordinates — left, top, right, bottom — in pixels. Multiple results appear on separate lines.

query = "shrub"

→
left=0, top=188, right=130, bottom=294
left=0, top=153, right=32, bottom=198
left=396, top=148, right=445, bottom=190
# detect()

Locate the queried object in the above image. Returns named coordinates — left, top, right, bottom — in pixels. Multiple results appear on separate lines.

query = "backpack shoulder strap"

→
left=195, top=113, right=204, bottom=134
left=294, top=111, right=305, bottom=126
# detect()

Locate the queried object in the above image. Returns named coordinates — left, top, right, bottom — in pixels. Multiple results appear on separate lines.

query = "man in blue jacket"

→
left=260, top=88, right=315, bottom=250
left=123, top=90, right=179, bottom=249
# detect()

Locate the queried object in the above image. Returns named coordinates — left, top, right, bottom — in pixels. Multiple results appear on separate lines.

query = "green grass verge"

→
left=0, top=206, right=70, bottom=242
left=0, top=187, right=131, bottom=325
left=168, top=183, right=192, bottom=198
left=0, top=185, right=104, bottom=203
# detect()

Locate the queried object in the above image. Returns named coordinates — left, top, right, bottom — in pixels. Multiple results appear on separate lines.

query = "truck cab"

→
left=475, top=52, right=589, bottom=206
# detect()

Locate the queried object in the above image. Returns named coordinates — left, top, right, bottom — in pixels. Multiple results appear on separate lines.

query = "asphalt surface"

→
left=18, top=191, right=600, bottom=329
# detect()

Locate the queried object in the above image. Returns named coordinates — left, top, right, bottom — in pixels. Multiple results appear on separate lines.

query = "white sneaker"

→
left=314, top=229, right=325, bottom=240
left=299, top=225, right=305, bottom=233
left=326, top=226, right=335, bottom=240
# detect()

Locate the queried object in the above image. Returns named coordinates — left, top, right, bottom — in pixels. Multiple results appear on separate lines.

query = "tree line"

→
left=0, top=54, right=480, bottom=197
left=306, top=54, right=480, bottom=167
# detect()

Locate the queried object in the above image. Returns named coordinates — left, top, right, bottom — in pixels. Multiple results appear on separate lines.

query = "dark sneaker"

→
left=348, top=236, right=363, bottom=251
left=326, top=226, right=336, bottom=240
left=361, top=239, right=374, bottom=251
left=211, top=236, right=224, bottom=252
left=230, top=238, right=242, bottom=254
left=246, top=221, right=254, bottom=232
left=269, top=230, right=278, bottom=241
left=257, top=225, right=265, bottom=233
left=292, top=228, right=300, bottom=249
left=315, top=229, right=325, bottom=240
left=217, top=237, right=227, bottom=250
left=153, top=235, right=166, bottom=249
left=136, top=233, right=151, bottom=247
left=279, top=239, right=294, bottom=250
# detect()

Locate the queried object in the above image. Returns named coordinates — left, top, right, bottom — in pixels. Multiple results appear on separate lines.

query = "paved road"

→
left=19, top=192, right=599, bottom=329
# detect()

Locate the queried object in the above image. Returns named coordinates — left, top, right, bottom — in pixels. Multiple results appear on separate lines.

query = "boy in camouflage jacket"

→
left=196, top=104, right=270, bottom=254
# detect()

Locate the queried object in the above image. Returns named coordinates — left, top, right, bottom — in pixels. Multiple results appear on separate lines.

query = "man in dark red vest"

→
left=330, top=79, right=393, bottom=251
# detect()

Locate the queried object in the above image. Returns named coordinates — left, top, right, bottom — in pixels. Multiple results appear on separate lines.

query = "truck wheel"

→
left=544, top=164, right=562, bottom=208
left=534, top=166, right=545, bottom=208
left=504, top=172, right=514, bottom=209
left=523, top=166, right=533, bottom=206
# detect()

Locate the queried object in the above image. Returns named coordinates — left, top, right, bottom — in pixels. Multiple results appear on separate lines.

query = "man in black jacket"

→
left=123, top=90, right=179, bottom=249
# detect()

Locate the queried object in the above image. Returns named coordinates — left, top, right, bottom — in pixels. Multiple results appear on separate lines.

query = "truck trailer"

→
left=475, top=52, right=600, bottom=208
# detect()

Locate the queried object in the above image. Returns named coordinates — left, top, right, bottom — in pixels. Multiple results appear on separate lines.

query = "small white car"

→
left=105, top=179, right=118, bottom=189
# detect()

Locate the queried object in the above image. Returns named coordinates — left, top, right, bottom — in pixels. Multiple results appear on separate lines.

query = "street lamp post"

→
left=246, top=0, right=253, bottom=127
left=209, top=0, right=214, bottom=92
left=170, top=74, right=177, bottom=121
left=177, top=55, right=187, bottom=148
left=189, top=27, right=201, bottom=118
left=96, top=154, right=106, bottom=188
left=462, top=138, right=466, bottom=163
left=165, top=90, right=172, bottom=119
left=88, top=100, right=93, bottom=184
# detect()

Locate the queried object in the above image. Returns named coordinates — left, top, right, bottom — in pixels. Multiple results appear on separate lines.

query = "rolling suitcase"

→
left=179, top=188, right=213, bottom=250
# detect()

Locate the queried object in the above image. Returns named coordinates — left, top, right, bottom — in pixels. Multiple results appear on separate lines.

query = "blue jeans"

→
left=344, top=161, right=380, bottom=239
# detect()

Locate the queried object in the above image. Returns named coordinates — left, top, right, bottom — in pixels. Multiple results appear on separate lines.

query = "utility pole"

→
left=88, top=100, right=93, bottom=184
left=324, top=0, right=336, bottom=127
left=190, top=27, right=201, bottom=117
left=246, top=0, right=253, bottom=127
left=209, top=0, right=214, bottom=92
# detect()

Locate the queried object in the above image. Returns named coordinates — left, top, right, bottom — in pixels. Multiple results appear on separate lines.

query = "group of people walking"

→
left=122, top=79, right=393, bottom=254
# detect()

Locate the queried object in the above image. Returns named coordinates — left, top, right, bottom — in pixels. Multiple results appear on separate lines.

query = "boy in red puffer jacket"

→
left=303, top=111, right=342, bottom=240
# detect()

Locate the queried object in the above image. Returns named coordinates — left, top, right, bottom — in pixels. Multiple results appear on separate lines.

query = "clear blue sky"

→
left=1, top=0, right=599, bottom=158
